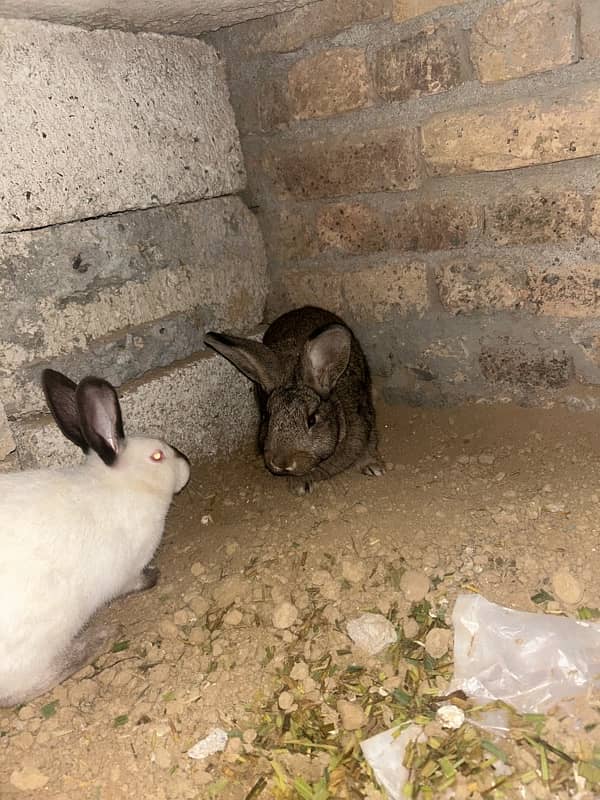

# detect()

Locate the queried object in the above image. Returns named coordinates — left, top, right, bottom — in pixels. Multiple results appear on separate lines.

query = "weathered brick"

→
left=268, top=269, right=344, bottom=317
left=212, top=0, right=387, bottom=56
left=436, top=261, right=527, bottom=313
left=528, top=263, right=600, bottom=317
left=389, top=199, right=479, bottom=250
left=588, top=191, right=600, bottom=238
left=287, top=48, right=371, bottom=120
left=422, top=84, right=600, bottom=175
left=487, top=190, right=585, bottom=245
left=268, top=129, right=421, bottom=198
left=479, top=344, right=572, bottom=389
left=260, top=206, right=319, bottom=265
left=317, top=203, right=387, bottom=255
left=471, top=0, right=577, bottom=83
left=581, top=0, right=600, bottom=59
left=343, top=262, right=429, bottom=320
left=393, top=0, right=464, bottom=22
left=374, top=27, right=467, bottom=103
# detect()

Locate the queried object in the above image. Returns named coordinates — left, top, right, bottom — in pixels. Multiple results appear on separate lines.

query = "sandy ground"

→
left=2, top=402, right=600, bottom=799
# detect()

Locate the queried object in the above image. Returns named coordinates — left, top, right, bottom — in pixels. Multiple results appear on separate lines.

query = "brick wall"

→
left=209, top=0, right=600, bottom=409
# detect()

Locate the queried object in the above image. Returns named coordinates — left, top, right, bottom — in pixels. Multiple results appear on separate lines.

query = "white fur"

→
left=0, top=436, right=189, bottom=706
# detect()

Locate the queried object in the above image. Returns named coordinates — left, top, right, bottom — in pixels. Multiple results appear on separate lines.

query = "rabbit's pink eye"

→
left=150, top=450, right=165, bottom=462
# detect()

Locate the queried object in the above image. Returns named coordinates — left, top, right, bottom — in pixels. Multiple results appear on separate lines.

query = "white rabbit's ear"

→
left=302, top=323, right=352, bottom=399
left=42, top=369, right=89, bottom=452
left=204, top=332, right=283, bottom=394
left=76, top=377, right=124, bottom=466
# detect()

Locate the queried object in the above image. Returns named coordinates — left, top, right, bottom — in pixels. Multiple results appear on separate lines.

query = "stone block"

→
left=487, top=190, right=585, bottom=245
left=267, top=129, right=422, bottom=198
left=13, top=350, right=260, bottom=470
left=471, top=0, right=577, bottom=83
left=421, top=83, right=600, bottom=175
left=210, top=0, right=387, bottom=56
left=0, top=197, right=268, bottom=415
left=316, top=203, right=387, bottom=255
left=479, top=343, right=572, bottom=389
left=0, top=402, right=16, bottom=461
left=287, top=48, right=371, bottom=120
left=581, top=0, right=600, bottom=59
left=392, top=0, right=464, bottom=23
left=343, top=261, right=430, bottom=320
left=374, top=27, right=467, bottom=102
left=0, top=19, right=244, bottom=232
left=389, top=198, right=480, bottom=250
left=267, top=269, right=344, bottom=317
left=436, top=261, right=527, bottom=313
left=528, top=263, right=600, bottom=317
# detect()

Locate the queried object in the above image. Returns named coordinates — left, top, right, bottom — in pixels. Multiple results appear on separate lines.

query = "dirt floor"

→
left=2, top=402, right=600, bottom=800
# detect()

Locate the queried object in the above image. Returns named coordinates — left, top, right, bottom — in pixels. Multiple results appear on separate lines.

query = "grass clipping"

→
left=219, top=598, right=600, bottom=799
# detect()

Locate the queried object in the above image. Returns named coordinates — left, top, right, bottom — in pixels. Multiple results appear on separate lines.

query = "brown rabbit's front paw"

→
left=362, top=461, right=386, bottom=477
left=288, top=476, right=314, bottom=496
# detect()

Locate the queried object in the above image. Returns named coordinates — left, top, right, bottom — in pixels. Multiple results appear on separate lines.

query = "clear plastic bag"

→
left=451, top=593, right=600, bottom=713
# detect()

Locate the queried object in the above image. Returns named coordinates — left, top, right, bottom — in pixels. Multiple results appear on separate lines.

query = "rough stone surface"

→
left=487, top=190, right=585, bottom=245
left=317, top=203, right=387, bottom=255
left=421, top=84, right=600, bottom=175
left=209, top=0, right=386, bottom=56
left=0, top=401, right=15, bottom=459
left=0, top=0, right=309, bottom=35
left=436, top=261, right=526, bottom=314
left=12, top=349, right=261, bottom=469
left=343, top=261, right=430, bottom=320
left=479, top=345, right=573, bottom=389
left=0, top=197, right=268, bottom=416
left=0, top=19, right=244, bottom=232
left=470, top=0, right=578, bottom=83
left=581, top=0, right=600, bottom=59
left=287, top=48, right=371, bottom=120
left=389, top=198, right=479, bottom=251
left=392, top=0, right=464, bottom=22
left=528, top=263, right=600, bottom=318
left=268, top=269, right=345, bottom=317
left=267, top=129, right=422, bottom=198
left=374, top=27, right=467, bottom=102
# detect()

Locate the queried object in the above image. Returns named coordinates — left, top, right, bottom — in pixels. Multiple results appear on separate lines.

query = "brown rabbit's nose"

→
left=265, top=452, right=297, bottom=474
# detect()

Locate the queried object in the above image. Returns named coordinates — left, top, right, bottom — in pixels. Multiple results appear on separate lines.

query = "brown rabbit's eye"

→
left=150, top=449, right=165, bottom=462
left=307, top=414, right=317, bottom=429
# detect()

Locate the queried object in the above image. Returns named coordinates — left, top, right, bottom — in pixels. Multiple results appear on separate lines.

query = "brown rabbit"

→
left=204, top=306, right=385, bottom=494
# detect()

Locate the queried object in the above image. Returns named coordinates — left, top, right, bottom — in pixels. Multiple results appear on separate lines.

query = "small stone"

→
left=436, top=704, right=465, bottom=730
left=17, top=706, right=36, bottom=721
left=290, top=661, right=310, bottom=681
left=190, top=561, right=207, bottom=576
left=224, top=608, right=243, bottom=626
left=278, top=691, right=295, bottom=711
left=243, top=728, right=257, bottom=745
left=158, top=619, right=180, bottom=639
left=189, top=627, right=208, bottom=645
left=337, top=699, right=366, bottom=731
left=424, top=628, right=452, bottom=659
left=12, top=732, right=34, bottom=751
left=212, top=577, right=249, bottom=608
left=173, top=609, right=191, bottom=626
left=68, top=679, right=98, bottom=705
left=148, top=663, right=171, bottom=685
left=320, top=579, right=341, bottom=601
left=10, top=768, right=49, bottom=791
left=543, top=502, right=565, bottom=513
left=403, top=618, right=419, bottom=639
left=478, top=453, right=495, bottom=465
left=187, top=594, right=210, bottom=617
left=342, top=559, right=367, bottom=584
left=310, top=569, right=332, bottom=587
left=353, top=502, right=368, bottom=514
left=399, top=570, right=430, bottom=602
left=272, top=601, right=299, bottom=629
left=347, top=612, right=397, bottom=655
left=551, top=569, right=583, bottom=605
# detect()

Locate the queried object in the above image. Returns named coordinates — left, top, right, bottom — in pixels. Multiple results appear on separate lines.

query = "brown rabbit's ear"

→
left=42, top=369, right=89, bottom=452
left=302, top=324, right=352, bottom=399
left=76, top=377, right=124, bottom=466
left=204, top=332, right=283, bottom=394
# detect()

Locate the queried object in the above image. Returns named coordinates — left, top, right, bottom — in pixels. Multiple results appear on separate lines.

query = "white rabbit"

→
left=0, top=369, right=190, bottom=706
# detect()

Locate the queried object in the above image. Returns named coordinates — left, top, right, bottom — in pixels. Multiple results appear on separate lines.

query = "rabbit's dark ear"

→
left=302, top=324, right=352, bottom=399
left=204, top=332, right=283, bottom=394
left=75, top=377, right=124, bottom=466
left=42, top=369, right=89, bottom=452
